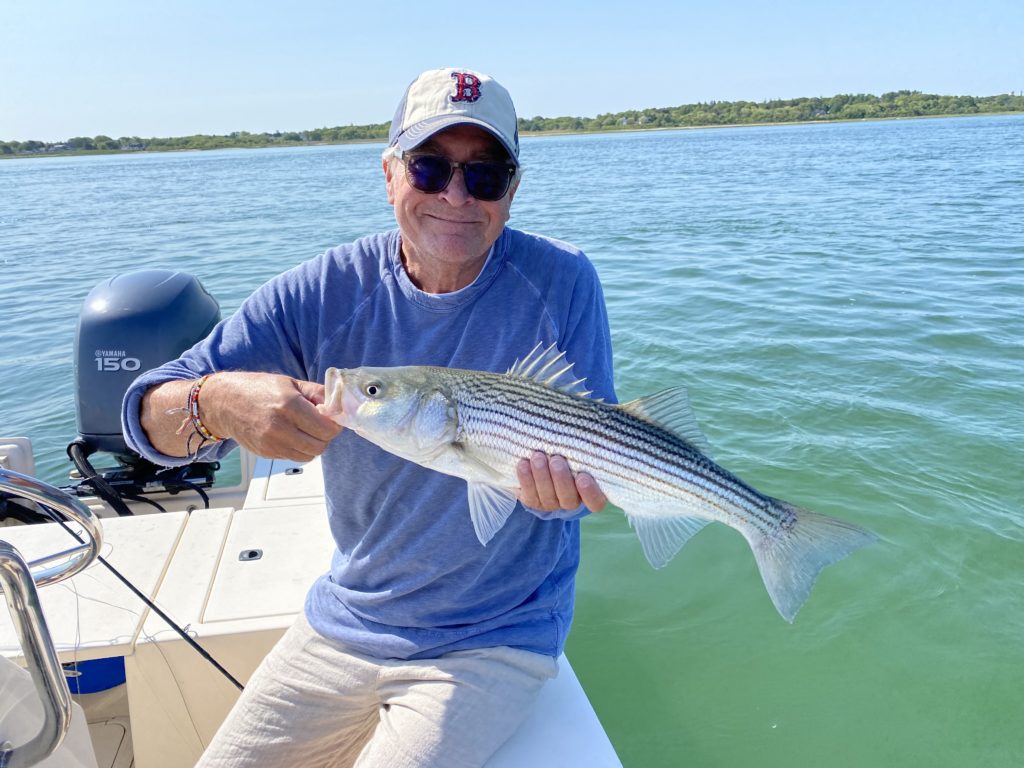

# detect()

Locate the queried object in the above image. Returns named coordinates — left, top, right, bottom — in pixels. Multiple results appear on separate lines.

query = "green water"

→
left=2, top=115, right=1022, bottom=766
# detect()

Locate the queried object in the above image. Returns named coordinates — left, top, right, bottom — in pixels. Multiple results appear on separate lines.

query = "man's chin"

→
left=422, top=233, right=488, bottom=260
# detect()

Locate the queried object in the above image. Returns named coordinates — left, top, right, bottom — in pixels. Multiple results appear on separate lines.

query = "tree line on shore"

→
left=4, top=91, right=1022, bottom=157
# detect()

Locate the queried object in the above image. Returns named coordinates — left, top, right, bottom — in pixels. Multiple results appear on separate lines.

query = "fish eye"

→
left=364, top=382, right=384, bottom=398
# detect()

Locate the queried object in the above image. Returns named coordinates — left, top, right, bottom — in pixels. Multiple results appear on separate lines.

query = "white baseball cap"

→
left=388, top=67, right=520, bottom=166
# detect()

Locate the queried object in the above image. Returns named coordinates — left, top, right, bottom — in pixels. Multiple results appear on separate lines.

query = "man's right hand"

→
left=140, top=372, right=342, bottom=462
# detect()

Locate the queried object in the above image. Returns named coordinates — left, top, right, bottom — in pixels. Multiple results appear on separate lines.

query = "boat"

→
left=0, top=271, right=622, bottom=768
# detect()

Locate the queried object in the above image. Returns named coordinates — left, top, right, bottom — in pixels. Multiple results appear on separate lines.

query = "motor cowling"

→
left=74, top=270, right=221, bottom=462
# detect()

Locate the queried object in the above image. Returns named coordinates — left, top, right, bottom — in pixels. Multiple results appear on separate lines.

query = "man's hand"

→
left=516, top=451, right=607, bottom=518
left=140, top=372, right=342, bottom=461
left=201, top=372, right=342, bottom=461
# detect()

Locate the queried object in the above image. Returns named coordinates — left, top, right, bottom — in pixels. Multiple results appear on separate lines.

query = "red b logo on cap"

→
left=450, top=72, right=481, bottom=103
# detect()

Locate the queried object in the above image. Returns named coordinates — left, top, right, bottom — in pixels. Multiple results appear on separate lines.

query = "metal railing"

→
left=0, top=468, right=104, bottom=768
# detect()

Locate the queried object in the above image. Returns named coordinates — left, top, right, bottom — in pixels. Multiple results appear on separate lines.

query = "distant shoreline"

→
left=3, top=109, right=1022, bottom=161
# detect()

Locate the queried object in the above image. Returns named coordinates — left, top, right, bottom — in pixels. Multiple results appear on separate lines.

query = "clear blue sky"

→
left=3, top=0, right=1021, bottom=142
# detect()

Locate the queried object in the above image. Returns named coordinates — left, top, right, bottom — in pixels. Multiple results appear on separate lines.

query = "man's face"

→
left=385, top=124, right=518, bottom=290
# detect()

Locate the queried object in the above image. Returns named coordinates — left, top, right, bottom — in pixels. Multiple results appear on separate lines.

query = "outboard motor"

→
left=70, top=270, right=221, bottom=503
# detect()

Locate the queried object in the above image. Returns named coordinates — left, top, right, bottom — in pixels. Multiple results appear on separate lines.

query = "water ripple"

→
left=3, top=114, right=1023, bottom=768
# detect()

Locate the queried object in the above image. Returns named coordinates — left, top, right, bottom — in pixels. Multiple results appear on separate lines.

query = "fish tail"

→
left=747, top=501, right=876, bottom=622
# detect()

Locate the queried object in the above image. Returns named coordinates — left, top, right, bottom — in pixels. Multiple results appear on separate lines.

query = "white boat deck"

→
left=0, top=455, right=621, bottom=767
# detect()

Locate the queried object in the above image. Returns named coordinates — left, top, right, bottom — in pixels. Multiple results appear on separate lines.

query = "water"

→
left=2, top=115, right=1023, bottom=766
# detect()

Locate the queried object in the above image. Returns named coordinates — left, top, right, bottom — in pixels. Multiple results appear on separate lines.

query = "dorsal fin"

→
left=507, top=342, right=593, bottom=398
left=619, top=387, right=713, bottom=457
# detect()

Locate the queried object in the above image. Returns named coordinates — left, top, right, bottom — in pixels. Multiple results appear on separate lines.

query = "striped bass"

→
left=322, top=344, right=875, bottom=622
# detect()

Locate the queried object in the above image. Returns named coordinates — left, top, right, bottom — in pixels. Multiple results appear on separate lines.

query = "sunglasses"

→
left=399, top=152, right=517, bottom=202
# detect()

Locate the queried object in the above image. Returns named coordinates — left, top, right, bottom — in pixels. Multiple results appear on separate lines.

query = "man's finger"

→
left=548, top=455, right=581, bottom=510
left=288, top=428, right=335, bottom=459
left=288, top=383, right=344, bottom=442
left=530, top=451, right=559, bottom=509
left=576, top=472, right=607, bottom=513
left=517, top=458, right=541, bottom=508
left=296, top=404, right=344, bottom=443
left=294, top=379, right=327, bottom=406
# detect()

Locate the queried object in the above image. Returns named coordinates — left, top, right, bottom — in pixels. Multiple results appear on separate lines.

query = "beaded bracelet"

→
left=174, top=374, right=223, bottom=455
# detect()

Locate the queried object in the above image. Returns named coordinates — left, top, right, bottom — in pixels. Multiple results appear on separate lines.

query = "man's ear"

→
left=507, top=175, right=520, bottom=203
left=383, top=157, right=396, bottom=205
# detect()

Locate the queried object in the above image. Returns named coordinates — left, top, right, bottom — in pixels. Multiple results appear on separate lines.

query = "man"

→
left=122, top=67, right=615, bottom=767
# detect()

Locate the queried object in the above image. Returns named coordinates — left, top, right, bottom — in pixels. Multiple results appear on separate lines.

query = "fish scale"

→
left=323, top=343, right=876, bottom=622
left=448, top=370, right=777, bottom=532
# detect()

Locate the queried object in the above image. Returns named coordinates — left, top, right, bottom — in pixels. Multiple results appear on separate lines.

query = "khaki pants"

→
left=196, top=613, right=559, bottom=768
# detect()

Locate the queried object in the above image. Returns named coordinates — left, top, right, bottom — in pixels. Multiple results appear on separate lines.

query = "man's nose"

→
left=438, top=167, right=473, bottom=205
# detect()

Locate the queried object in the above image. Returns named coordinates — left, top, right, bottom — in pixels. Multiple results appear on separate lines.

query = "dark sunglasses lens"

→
left=407, top=155, right=453, bottom=193
left=464, top=162, right=513, bottom=201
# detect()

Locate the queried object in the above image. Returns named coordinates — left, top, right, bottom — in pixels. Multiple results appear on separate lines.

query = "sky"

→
left=2, top=0, right=1022, bottom=142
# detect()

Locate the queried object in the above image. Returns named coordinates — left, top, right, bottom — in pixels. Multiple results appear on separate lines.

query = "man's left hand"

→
left=516, top=451, right=607, bottom=518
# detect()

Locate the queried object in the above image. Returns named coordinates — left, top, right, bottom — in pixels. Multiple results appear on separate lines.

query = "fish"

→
left=321, top=343, right=876, bottom=622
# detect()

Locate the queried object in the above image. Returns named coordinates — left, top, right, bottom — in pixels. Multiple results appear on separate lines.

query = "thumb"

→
left=293, top=379, right=327, bottom=406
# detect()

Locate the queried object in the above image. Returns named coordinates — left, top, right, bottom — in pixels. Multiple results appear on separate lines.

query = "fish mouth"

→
left=339, top=387, right=362, bottom=427
left=322, top=368, right=350, bottom=425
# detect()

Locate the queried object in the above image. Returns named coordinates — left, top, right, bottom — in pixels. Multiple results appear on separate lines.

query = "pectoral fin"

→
left=467, top=482, right=520, bottom=545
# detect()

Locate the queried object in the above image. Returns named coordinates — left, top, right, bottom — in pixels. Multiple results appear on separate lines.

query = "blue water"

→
left=2, top=115, right=1023, bottom=766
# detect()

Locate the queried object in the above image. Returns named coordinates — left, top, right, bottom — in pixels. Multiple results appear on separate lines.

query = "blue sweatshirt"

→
left=122, top=227, right=615, bottom=660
